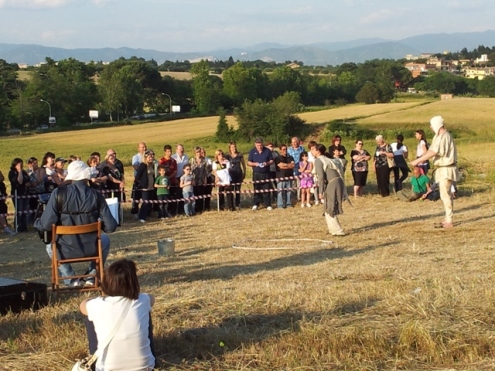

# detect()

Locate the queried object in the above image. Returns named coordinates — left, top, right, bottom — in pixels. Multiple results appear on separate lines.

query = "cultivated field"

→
left=1, top=98, right=495, bottom=370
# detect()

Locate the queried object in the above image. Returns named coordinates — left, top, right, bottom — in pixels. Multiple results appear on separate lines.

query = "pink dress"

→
left=299, top=161, right=314, bottom=189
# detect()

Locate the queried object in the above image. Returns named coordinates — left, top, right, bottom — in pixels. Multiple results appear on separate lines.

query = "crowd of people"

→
left=1, top=115, right=459, bottom=236
left=0, top=115, right=460, bottom=371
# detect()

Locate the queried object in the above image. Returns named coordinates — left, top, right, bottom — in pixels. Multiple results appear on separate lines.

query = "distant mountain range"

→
left=1, top=30, right=494, bottom=66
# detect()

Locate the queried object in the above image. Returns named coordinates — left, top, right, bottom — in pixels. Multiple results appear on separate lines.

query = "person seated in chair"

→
left=396, top=166, right=435, bottom=202
left=34, top=160, right=118, bottom=287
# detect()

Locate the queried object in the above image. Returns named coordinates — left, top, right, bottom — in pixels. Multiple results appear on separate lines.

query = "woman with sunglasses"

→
left=350, top=140, right=371, bottom=197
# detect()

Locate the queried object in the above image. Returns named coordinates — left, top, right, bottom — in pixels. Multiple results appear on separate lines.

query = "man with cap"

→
left=247, top=137, right=273, bottom=210
left=34, top=160, right=118, bottom=286
left=411, top=116, right=460, bottom=229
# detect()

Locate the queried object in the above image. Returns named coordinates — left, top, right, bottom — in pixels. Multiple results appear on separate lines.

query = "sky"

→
left=0, top=0, right=493, bottom=52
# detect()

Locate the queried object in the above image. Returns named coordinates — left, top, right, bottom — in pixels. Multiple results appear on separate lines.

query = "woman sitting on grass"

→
left=79, top=258, right=156, bottom=371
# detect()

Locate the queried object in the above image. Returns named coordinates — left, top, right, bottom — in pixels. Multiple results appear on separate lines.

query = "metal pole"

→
left=14, top=190, right=18, bottom=233
left=40, top=99, right=51, bottom=123
left=162, top=93, right=172, bottom=114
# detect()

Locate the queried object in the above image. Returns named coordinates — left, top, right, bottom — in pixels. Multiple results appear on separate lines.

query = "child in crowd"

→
left=180, top=164, right=195, bottom=216
left=154, top=165, right=170, bottom=219
left=298, top=151, right=314, bottom=208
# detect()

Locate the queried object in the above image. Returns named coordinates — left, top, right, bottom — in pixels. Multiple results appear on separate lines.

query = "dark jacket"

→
left=34, top=180, right=118, bottom=259
left=135, top=162, right=154, bottom=190
left=8, top=169, right=30, bottom=195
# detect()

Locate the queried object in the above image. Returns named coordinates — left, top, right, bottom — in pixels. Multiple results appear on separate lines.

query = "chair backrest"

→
left=51, top=221, right=101, bottom=240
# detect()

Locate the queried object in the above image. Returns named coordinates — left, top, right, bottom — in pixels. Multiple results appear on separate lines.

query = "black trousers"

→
left=218, top=185, right=234, bottom=210
left=375, top=166, right=391, bottom=197
left=393, top=166, right=409, bottom=192
left=252, top=172, right=272, bottom=207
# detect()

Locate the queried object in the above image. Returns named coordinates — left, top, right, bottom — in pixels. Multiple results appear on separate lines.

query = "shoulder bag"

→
left=387, top=156, right=396, bottom=168
left=72, top=298, right=132, bottom=371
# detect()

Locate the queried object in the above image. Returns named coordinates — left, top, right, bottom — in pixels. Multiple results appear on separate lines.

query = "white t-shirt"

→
left=212, top=160, right=231, bottom=185
left=416, top=140, right=427, bottom=157
left=172, top=153, right=189, bottom=178
left=391, top=142, right=408, bottom=157
left=86, top=294, right=154, bottom=371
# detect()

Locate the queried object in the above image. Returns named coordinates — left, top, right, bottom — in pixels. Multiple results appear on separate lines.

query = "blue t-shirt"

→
left=287, top=146, right=305, bottom=175
left=248, top=147, right=272, bottom=174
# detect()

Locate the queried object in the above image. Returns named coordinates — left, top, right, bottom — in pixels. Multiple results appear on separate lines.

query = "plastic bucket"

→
left=157, top=239, right=175, bottom=256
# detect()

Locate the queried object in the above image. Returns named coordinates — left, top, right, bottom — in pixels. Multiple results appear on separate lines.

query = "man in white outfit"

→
left=411, top=116, right=459, bottom=229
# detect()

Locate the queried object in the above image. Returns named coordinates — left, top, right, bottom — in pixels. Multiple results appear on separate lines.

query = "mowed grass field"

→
left=1, top=98, right=495, bottom=370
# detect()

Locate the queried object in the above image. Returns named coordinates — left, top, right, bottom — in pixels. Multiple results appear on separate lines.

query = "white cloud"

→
left=91, top=0, right=113, bottom=5
left=280, top=6, right=314, bottom=16
left=359, top=9, right=395, bottom=25
left=40, top=29, right=75, bottom=42
left=0, top=0, right=70, bottom=8
left=447, top=0, right=485, bottom=10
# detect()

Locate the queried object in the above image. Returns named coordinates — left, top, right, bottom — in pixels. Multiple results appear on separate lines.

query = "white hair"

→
left=375, top=135, right=383, bottom=142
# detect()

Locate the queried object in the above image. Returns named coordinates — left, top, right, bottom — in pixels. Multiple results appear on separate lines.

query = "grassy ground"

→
left=1, top=98, right=495, bottom=370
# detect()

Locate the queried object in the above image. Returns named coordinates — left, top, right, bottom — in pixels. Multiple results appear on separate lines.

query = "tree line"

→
left=1, top=47, right=495, bottom=135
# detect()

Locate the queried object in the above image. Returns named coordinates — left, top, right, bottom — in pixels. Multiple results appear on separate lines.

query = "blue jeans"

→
left=45, top=233, right=110, bottom=284
left=13, top=195, right=29, bottom=232
left=157, top=194, right=170, bottom=218
left=138, top=190, right=154, bottom=220
left=182, top=191, right=195, bottom=216
left=277, top=180, right=292, bottom=208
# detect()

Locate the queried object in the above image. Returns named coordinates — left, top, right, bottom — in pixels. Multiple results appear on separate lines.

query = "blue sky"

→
left=0, top=0, right=492, bottom=52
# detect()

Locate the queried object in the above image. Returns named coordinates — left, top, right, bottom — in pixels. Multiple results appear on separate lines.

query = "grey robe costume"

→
left=315, top=156, right=346, bottom=235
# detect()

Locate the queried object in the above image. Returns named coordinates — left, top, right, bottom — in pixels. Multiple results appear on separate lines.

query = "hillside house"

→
left=404, top=62, right=436, bottom=78
left=464, top=67, right=495, bottom=80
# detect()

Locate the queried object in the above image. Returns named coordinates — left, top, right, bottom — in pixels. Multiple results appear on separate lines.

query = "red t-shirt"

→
left=158, top=157, right=178, bottom=185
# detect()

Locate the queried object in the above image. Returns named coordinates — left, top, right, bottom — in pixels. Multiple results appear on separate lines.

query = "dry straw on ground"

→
left=1, top=99, right=495, bottom=370
left=1, top=190, right=495, bottom=370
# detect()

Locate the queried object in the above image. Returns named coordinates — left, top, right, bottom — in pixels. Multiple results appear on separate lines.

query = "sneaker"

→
left=252, top=205, right=258, bottom=211
left=138, top=219, right=146, bottom=223
left=266, top=206, right=273, bottom=211
left=306, top=203, right=311, bottom=208
left=69, top=279, right=82, bottom=287
left=84, top=278, right=95, bottom=287
left=314, top=201, right=319, bottom=206
left=3, top=227, right=15, bottom=235
left=301, top=204, right=305, bottom=208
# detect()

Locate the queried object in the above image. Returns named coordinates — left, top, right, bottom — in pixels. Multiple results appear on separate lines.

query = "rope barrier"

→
left=2, top=173, right=319, bottom=218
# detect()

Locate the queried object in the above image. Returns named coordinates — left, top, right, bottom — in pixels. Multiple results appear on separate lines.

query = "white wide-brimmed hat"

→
left=65, top=160, right=90, bottom=181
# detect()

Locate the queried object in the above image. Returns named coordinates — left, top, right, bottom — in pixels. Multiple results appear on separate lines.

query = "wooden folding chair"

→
left=51, top=221, right=104, bottom=293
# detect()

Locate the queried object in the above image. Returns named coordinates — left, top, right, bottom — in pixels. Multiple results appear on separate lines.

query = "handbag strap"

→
left=86, top=298, right=133, bottom=368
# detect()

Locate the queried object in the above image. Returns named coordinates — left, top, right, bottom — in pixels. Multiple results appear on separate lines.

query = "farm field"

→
left=1, top=98, right=495, bottom=370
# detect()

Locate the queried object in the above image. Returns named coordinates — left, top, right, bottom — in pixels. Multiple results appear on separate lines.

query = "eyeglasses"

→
left=357, top=143, right=363, bottom=145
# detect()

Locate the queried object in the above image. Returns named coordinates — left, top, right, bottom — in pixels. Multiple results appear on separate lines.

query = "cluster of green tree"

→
left=157, top=57, right=302, bottom=74
left=3, top=50, right=495, bottom=133
left=1, top=57, right=193, bottom=130
left=411, top=72, right=495, bottom=97
left=429, top=45, right=495, bottom=66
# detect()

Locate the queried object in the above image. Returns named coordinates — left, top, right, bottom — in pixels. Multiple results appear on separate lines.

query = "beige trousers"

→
left=439, top=178, right=454, bottom=223
left=325, top=213, right=344, bottom=235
